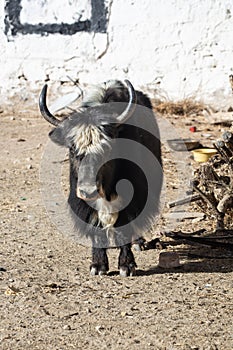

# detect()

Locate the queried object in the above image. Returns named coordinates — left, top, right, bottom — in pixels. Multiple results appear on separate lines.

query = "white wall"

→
left=1, top=0, right=233, bottom=109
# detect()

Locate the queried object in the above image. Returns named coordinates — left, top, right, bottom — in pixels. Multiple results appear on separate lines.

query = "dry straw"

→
left=153, top=97, right=207, bottom=117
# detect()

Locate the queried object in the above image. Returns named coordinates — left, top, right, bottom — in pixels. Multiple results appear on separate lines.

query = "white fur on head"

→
left=68, top=124, right=111, bottom=155
left=67, top=80, right=123, bottom=155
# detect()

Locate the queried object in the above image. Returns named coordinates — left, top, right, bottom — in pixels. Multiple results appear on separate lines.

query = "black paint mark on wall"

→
left=4, top=0, right=107, bottom=37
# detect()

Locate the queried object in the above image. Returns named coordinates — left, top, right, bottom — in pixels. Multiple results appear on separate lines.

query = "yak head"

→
left=39, top=80, right=137, bottom=203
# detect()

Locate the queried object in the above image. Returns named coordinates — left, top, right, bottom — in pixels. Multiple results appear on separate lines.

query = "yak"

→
left=39, top=80, right=163, bottom=276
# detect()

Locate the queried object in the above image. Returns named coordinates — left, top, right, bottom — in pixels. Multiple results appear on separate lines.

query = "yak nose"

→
left=78, top=188, right=99, bottom=201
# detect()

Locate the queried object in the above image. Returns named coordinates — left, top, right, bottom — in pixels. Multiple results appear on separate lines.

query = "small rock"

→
left=63, top=324, right=71, bottom=330
left=132, top=243, right=142, bottom=251
left=158, top=251, right=180, bottom=268
left=120, top=311, right=127, bottom=317
left=46, top=283, right=59, bottom=289
left=17, top=138, right=26, bottom=142
left=95, top=325, right=105, bottom=333
left=201, top=133, right=212, bottom=138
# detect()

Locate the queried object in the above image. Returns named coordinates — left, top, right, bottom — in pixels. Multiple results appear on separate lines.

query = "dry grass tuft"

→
left=153, top=98, right=207, bottom=116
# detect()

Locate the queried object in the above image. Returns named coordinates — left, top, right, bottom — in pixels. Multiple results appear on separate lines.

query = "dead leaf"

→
left=5, top=286, right=21, bottom=295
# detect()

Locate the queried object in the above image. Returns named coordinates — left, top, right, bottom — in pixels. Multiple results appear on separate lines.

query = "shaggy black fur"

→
left=45, top=81, right=163, bottom=276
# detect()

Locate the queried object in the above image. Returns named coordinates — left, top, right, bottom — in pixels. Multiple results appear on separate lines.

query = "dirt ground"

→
left=0, top=98, right=233, bottom=350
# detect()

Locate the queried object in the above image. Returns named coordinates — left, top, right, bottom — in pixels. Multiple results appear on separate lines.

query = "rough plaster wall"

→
left=1, top=0, right=233, bottom=109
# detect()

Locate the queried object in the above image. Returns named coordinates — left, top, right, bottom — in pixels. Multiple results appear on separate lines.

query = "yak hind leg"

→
left=90, top=248, right=109, bottom=276
left=118, top=244, right=137, bottom=277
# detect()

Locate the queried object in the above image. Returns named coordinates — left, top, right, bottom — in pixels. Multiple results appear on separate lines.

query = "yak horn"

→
left=116, top=80, right=137, bottom=124
left=39, top=84, right=61, bottom=126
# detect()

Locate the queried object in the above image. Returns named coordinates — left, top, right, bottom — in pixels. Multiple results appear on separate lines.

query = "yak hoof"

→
left=132, top=243, right=142, bottom=252
left=119, top=265, right=136, bottom=277
left=90, top=266, right=107, bottom=276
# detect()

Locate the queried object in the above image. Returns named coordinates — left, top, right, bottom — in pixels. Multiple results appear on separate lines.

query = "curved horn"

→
left=39, top=84, right=61, bottom=126
left=116, top=80, right=137, bottom=124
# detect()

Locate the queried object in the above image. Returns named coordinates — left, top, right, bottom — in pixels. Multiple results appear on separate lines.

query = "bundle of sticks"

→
left=169, top=127, right=233, bottom=231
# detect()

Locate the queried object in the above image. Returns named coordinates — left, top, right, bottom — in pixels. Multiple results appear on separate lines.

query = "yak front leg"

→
left=118, top=244, right=137, bottom=277
left=90, top=248, right=109, bottom=276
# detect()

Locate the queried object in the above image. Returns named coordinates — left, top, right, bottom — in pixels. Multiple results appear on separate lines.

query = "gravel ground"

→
left=0, top=103, right=232, bottom=350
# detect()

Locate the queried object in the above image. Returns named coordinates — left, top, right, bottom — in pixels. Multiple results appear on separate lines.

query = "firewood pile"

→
left=152, top=125, right=233, bottom=254
left=192, top=127, right=233, bottom=231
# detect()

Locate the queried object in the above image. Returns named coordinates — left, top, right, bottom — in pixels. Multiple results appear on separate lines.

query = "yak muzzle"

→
left=77, top=188, right=100, bottom=201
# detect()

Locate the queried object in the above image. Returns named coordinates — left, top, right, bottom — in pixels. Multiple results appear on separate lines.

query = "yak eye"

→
left=69, top=145, right=75, bottom=155
left=69, top=146, right=84, bottom=161
left=79, top=154, right=85, bottom=161
left=98, top=125, right=117, bottom=138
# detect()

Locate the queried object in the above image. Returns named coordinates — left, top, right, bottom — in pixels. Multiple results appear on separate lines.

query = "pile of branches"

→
left=192, top=128, right=233, bottom=231
left=140, top=127, right=233, bottom=253
left=159, top=127, right=233, bottom=252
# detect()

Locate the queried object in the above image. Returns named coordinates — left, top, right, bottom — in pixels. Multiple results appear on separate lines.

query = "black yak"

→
left=39, top=80, right=162, bottom=276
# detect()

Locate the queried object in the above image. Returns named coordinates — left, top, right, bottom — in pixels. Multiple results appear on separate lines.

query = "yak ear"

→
left=49, top=126, right=69, bottom=147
